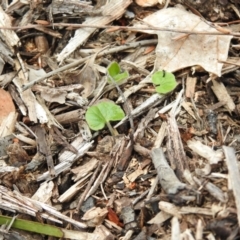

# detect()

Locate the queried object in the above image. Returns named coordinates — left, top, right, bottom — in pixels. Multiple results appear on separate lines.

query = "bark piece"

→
left=114, top=197, right=132, bottom=215
left=121, top=205, right=137, bottom=231
left=50, top=126, right=78, bottom=154
left=167, top=111, right=189, bottom=180
left=35, top=126, right=55, bottom=178
left=151, top=148, right=186, bottom=195
left=223, top=146, right=240, bottom=227
left=8, top=84, right=27, bottom=116
left=117, top=133, right=134, bottom=171
left=47, top=0, right=94, bottom=15
left=55, top=109, right=84, bottom=124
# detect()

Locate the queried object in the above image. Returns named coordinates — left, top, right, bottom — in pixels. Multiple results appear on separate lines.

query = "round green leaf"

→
left=107, top=62, right=121, bottom=78
left=85, top=105, right=106, bottom=131
left=112, top=71, right=129, bottom=82
left=107, top=61, right=129, bottom=83
left=86, top=101, right=125, bottom=131
left=152, top=70, right=177, bottom=94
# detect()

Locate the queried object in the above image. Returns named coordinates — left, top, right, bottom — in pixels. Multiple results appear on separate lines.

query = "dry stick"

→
left=0, top=23, right=238, bottom=36
left=75, top=162, right=101, bottom=213
left=107, top=74, right=134, bottom=131
left=21, top=39, right=158, bottom=91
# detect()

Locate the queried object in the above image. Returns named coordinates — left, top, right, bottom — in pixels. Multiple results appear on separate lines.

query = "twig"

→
left=132, top=189, right=149, bottom=206
left=1, top=23, right=239, bottom=36
left=21, top=39, right=158, bottom=91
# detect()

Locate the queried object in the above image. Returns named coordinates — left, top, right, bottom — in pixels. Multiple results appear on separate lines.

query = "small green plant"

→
left=107, top=61, right=129, bottom=83
left=86, top=100, right=125, bottom=135
left=152, top=70, right=177, bottom=94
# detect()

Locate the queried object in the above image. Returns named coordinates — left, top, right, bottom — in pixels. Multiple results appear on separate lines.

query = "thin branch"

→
left=21, top=39, right=158, bottom=91
left=1, top=23, right=239, bottom=36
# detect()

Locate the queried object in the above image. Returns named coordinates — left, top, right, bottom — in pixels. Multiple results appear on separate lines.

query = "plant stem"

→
left=106, top=121, right=118, bottom=136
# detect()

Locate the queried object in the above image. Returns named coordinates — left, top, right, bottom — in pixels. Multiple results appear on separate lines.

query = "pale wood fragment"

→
left=115, top=93, right=166, bottom=128
left=13, top=61, right=38, bottom=123
left=5, top=0, right=28, bottom=13
left=13, top=134, right=36, bottom=146
left=31, top=181, right=54, bottom=204
left=153, top=121, right=167, bottom=148
left=0, top=112, right=17, bottom=137
left=58, top=173, right=92, bottom=203
left=55, top=109, right=84, bottom=124
left=57, top=0, right=132, bottom=62
left=223, top=146, right=240, bottom=227
left=171, top=217, right=181, bottom=240
left=71, top=158, right=98, bottom=181
left=0, top=72, right=16, bottom=87
left=37, top=139, right=93, bottom=181
left=180, top=206, right=213, bottom=215
left=148, top=211, right=171, bottom=224
left=193, top=176, right=227, bottom=203
left=185, top=76, right=197, bottom=98
left=211, top=79, right=235, bottom=111
left=0, top=6, right=19, bottom=49
left=187, top=140, right=223, bottom=165
left=159, top=201, right=182, bottom=219
left=196, top=219, right=203, bottom=240
left=93, top=225, right=115, bottom=240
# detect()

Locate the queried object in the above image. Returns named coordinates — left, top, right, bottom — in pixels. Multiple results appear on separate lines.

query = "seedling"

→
left=152, top=70, right=177, bottom=94
left=86, top=100, right=125, bottom=136
left=107, top=61, right=129, bottom=83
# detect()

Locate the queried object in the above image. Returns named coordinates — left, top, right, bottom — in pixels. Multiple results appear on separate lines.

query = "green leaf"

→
left=107, top=61, right=121, bottom=77
left=0, top=215, right=63, bottom=237
left=0, top=215, right=95, bottom=239
left=107, top=61, right=129, bottom=83
left=86, top=100, right=125, bottom=131
left=152, top=70, right=177, bottom=94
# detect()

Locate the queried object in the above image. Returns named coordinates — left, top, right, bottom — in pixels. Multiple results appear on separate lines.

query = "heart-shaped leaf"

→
left=107, top=61, right=129, bottom=83
left=152, top=70, right=177, bottom=94
left=86, top=100, right=125, bottom=131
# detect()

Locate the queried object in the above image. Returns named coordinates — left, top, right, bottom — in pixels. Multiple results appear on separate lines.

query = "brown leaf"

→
left=107, top=207, right=123, bottom=227
left=0, top=88, right=15, bottom=125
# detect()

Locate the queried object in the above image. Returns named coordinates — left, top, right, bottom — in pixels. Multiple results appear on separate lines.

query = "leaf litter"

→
left=0, top=0, right=240, bottom=239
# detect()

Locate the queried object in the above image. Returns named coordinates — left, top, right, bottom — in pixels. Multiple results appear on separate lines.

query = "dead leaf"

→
left=7, top=139, right=30, bottom=167
left=78, top=57, right=99, bottom=98
left=134, top=7, right=232, bottom=76
left=107, top=207, right=123, bottom=227
left=0, top=88, right=15, bottom=125
left=41, top=88, right=67, bottom=104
